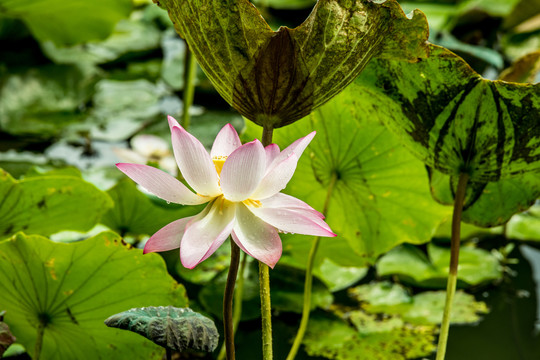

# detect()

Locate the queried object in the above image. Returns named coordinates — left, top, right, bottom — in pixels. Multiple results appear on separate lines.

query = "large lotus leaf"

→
left=0, top=232, right=188, bottom=360
left=354, top=44, right=540, bottom=225
left=376, top=243, right=502, bottom=288
left=0, top=169, right=113, bottom=240
left=104, top=306, right=218, bottom=352
left=155, top=0, right=429, bottom=128
left=0, top=0, right=132, bottom=45
left=244, top=84, right=449, bottom=265
left=101, top=178, right=202, bottom=237
left=0, top=65, right=98, bottom=138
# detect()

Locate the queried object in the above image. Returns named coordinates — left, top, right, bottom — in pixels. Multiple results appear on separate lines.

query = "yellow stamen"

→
left=213, top=156, right=227, bottom=176
left=243, top=198, right=262, bottom=208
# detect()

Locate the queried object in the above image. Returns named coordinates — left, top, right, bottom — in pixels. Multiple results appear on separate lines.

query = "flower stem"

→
left=223, top=239, right=241, bottom=360
left=286, top=172, right=338, bottom=360
left=217, top=252, right=247, bottom=360
left=260, top=125, right=274, bottom=360
left=182, top=43, right=197, bottom=130
left=436, top=172, right=469, bottom=360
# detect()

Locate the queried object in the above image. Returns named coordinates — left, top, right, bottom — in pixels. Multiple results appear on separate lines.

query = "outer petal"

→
left=264, top=144, right=280, bottom=166
left=232, top=205, right=282, bottom=268
left=167, top=115, right=181, bottom=132
left=268, top=131, right=315, bottom=171
left=171, top=126, right=221, bottom=196
left=248, top=206, right=335, bottom=237
left=220, top=140, right=266, bottom=202
left=143, top=215, right=196, bottom=254
left=260, top=193, right=324, bottom=219
left=180, top=199, right=236, bottom=269
left=211, top=124, right=242, bottom=159
left=116, top=163, right=210, bottom=205
left=250, top=153, right=298, bottom=200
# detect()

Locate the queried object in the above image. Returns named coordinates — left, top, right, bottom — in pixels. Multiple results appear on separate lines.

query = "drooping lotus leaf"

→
left=354, top=44, right=540, bottom=226
left=0, top=232, right=188, bottom=360
left=0, top=169, right=113, bottom=240
left=104, top=306, right=218, bottom=352
left=155, top=0, right=429, bottom=128
left=0, top=0, right=132, bottom=45
left=244, top=82, right=449, bottom=264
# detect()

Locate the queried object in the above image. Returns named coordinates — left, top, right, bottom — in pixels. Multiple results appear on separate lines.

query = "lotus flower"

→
left=116, top=116, right=335, bottom=268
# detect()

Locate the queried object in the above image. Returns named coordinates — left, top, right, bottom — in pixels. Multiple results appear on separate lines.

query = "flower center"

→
left=213, top=156, right=227, bottom=176
left=243, top=198, right=262, bottom=208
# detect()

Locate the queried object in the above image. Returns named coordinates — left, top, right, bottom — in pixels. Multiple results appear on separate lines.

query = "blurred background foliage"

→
left=0, top=0, right=539, bottom=359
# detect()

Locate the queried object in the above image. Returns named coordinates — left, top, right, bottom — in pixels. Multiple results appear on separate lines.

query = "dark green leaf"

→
left=0, top=232, right=188, bottom=359
left=105, top=306, right=218, bottom=352
left=156, top=0, right=429, bottom=127
left=0, top=169, right=113, bottom=240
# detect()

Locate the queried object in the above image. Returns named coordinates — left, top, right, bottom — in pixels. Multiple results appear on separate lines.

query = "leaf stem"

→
left=286, top=172, right=338, bottom=360
left=217, top=252, right=247, bottom=360
left=34, top=321, right=45, bottom=360
left=223, top=239, right=241, bottom=360
left=260, top=125, right=274, bottom=360
left=436, top=172, right=469, bottom=360
left=181, top=43, right=197, bottom=130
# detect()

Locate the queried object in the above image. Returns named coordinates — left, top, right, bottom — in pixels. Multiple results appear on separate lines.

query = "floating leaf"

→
left=245, top=83, right=449, bottom=265
left=105, top=306, right=218, bottom=352
left=506, top=203, right=540, bottom=241
left=354, top=44, right=540, bottom=225
left=0, top=0, right=132, bottom=45
left=0, top=232, right=188, bottom=360
left=348, top=282, right=489, bottom=325
left=101, top=178, right=201, bottom=237
left=156, top=0, right=429, bottom=128
left=0, top=169, right=113, bottom=240
left=377, top=243, right=503, bottom=288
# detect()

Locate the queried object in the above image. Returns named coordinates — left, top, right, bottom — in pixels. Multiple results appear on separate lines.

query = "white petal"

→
left=260, top=193, right=324, bottom=218
left=116, top=163, right=209, bottom=205
left=265, top=144, right=280, bottom=166
left=211, top=124, right=242, bottom=158
left=114, top=148, right=147, bottom=164
left=143, top=216, right=195, bottom=254
left=248, top=206, right=335, bottom=237
left=220, top=140, right=266, bottom=202
left=180, top=199, right=236, bottom=268
left=232, top=205, right=282, bottom=268
left=171, top=126, right=221, bottom=196
left=250, top=153, right=298, bottom=200
left=268, top=131, right=315, bottom=171
left=131, top=134, right=169, bottom=158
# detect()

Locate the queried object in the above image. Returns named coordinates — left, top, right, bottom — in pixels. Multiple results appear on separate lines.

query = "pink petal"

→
left=269, top=131, right=315, bottom=171
left=143, top=216, right=195, bottom=254
left=171, top=126, right=221, bottom=197
left=167, top=115, right=181, bottom=132
left=232, top=205, right=282, bottom=268
left=248, top=206, right=336, bottom=237
left=250, top=153, right=299, bottom=200
left=116, top=163, right=209, bottom=205
left=265, top=144, right=280, bottom=166
left=180, top=199, right=236, bottom=268
left=211, top=124, right=242, bottom=159
left=260, top=193, right=324, bottom=219
left=220, top=140, right=266, bottom=202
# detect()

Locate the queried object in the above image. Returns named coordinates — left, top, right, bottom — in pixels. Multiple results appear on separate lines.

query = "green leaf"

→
left=0, top=169, right=113, bottom=240
left=101, top=178, right=202, bottom=237
left=499, top=51, right=540, bottom=83
left=354, top=44, right=540, bottom=225
left=104, top=306, right=218, bottom=352
left=506, top=203, right=540, bottom=241
left=0, top=0, right=132, bottom=45
left=156, top=0, right=429, bottom=128
left=348, top=282, right=489, bottom=324
left=377, top=243, right=502, bottom=288
left=0, top=232, right=188, bottom=359
left=0, top=65, right=98, bottom=138
left=245, top=83, right=449, bottom=265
